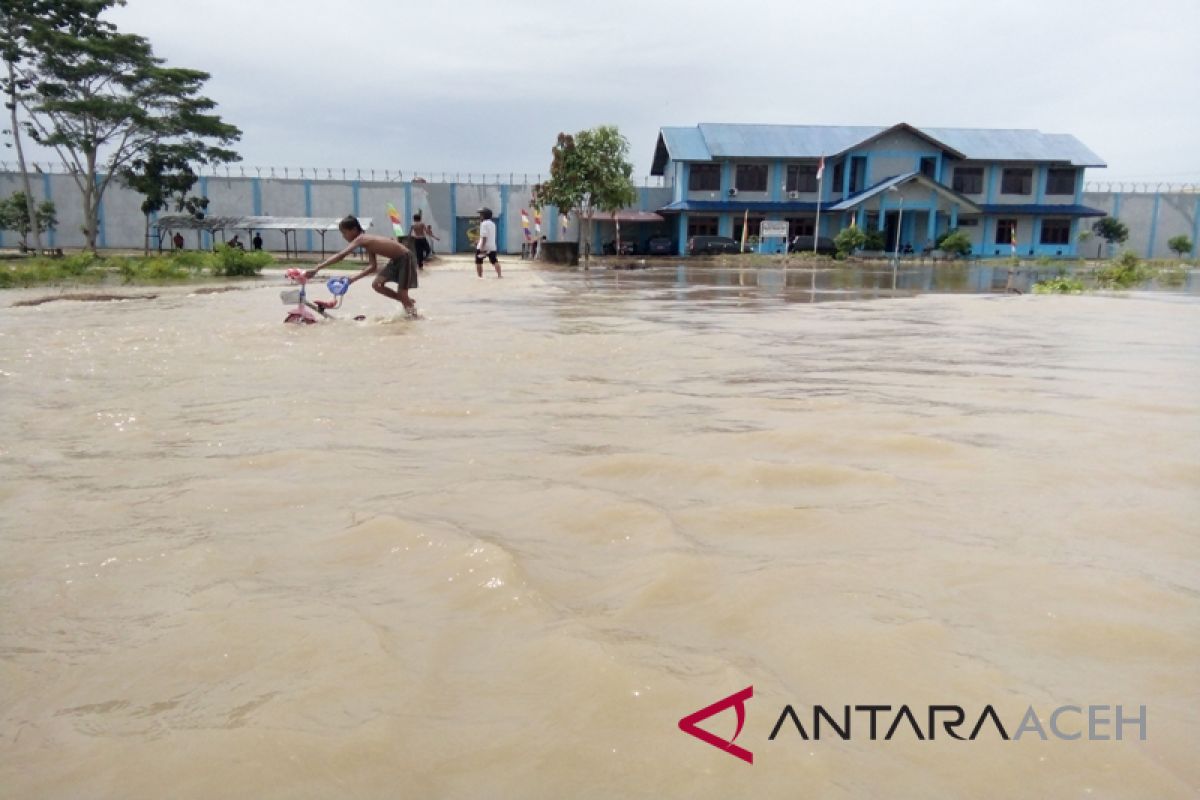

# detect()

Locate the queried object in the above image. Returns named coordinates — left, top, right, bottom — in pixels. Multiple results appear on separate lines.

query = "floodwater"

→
left=1, top=261, right=1198, bottom=798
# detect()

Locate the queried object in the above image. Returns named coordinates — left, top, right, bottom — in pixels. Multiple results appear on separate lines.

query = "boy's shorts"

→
left=475, top=250, right=499, bottom=265
left=378, top=250, right=418, bottom=289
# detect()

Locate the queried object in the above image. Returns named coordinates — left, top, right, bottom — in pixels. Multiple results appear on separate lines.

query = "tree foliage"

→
left=0, top=190, right=56, bottom=246
left=533, top=126, right=637, bottom=263
left=20, top=14, right=239, bottom=249
left=1167, top=234, right=1192, bottom=258
left=1092, top=216, right=1129, bottom=246
left=2, top=1, right=121, bottom=249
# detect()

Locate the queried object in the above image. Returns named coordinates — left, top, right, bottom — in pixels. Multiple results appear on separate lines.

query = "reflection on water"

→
left=1, top=263, right=1198, bottom=798
left=593, top=261, right=1200, bottom=300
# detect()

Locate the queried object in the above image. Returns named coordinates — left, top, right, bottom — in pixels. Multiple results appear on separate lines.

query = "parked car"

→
left=787, top=235, right=837, bottom=256
left=687, top=235, right=740, bottom=255
left=603, top=239, right=637, bottom=256
left=646, top=236, right=675, bottom=255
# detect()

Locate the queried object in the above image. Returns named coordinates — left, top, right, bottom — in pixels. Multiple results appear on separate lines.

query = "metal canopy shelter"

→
left=153, top=215, right=374, bottom=258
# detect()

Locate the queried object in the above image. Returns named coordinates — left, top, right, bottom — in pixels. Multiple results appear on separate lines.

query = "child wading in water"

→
left=307, top=215, right=419, bottom=317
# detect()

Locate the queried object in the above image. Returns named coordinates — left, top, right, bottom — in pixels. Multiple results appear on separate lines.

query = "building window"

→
left=1001, top=168, right=1033, bottom=195
left=957, top=217, right=979, bottom=227
left=832, top=162, right=844, bottom=193
left=786, top=164, right=818, bottom=193
left=920, top=157, right=937, bottom=178
left=687, top=216, right=719, bottom=237
left=735, top=164, right=768, bottom=192
left=1040, top=218, right=1071, bottom=245
left=995, top=218, right=1017, bottom=244
left=953, top=167, right=984, bottom=194
left=688, top=164, right=720, bottom=192
left=788, top=217, right=815, bottom=237
left=1046, top=168, right=1076, bottom=196
left=849, top=157, right=865, bottom=193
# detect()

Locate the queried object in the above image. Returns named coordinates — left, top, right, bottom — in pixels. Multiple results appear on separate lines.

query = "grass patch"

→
left=0, top=247, right=274, bottom=288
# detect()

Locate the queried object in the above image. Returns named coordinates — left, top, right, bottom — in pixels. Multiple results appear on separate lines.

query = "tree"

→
left=1167, top=234, right=1193, bottom=259
left=0, top=190, right=56, bottom=247
left=122, top=143, right=221, bottom=254
left=1092, top=217, right=1129, bottom=256
left=2, top=1, right=118, bottom=251
left=21, top=19, right=240, bottom=250
left=533, top=126, right=637, bottom=266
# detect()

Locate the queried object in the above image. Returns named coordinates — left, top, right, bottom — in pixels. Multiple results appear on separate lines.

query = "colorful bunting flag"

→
left=386, top=203, right=405, bottom=237
left=520, top=208, right=533, bottom=242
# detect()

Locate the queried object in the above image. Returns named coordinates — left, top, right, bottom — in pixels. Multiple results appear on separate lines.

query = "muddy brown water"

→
left=1, top=262, right=1197, bottom=797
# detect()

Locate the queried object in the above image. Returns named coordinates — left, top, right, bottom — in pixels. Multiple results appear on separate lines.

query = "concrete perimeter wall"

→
left=0, top=169, right=1193, bottom=259
left=0, top=171, right=675, bottom=257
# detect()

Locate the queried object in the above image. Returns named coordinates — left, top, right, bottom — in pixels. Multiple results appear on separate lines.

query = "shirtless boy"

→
left=306, top=215, right=418, bottom=316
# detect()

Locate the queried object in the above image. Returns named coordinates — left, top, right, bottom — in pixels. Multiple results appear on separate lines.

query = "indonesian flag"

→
left=816, top=156, right=825, bottom=181
left=520, top=209, right=532, bottom=242
left=534, top=210, right=542, bottom=236
left=386, top=203, right=404, bottom=237
left=1011, top=222, right=1018, bottom=252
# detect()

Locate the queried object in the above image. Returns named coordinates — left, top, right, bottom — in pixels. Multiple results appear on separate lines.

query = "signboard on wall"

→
left=760, top=220, right=789, bottom=238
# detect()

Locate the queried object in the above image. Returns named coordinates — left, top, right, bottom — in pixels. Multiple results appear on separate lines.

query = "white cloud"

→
left=20, top=0, right=1200, bottom=182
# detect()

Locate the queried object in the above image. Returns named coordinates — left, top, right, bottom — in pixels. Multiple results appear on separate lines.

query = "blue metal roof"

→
left=696, top=123, right=882, bottom=159
left=977, top=204, right=1107, bottom=217
left=924, top=128, right=1106, bottom=167
left=658, top=199, right=823, bottom=214
left=651, top=123, right=1107, bottom=174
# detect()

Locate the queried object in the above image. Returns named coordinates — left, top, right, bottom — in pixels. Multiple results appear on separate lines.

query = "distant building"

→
left=651, top=123, right=1107, bottom=257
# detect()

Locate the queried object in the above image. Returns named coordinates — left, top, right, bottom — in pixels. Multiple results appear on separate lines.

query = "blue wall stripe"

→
left=1146, top=193, right=1161, bottom=259
left=252, top=177, right=262, bottom=215
left=404, top=181, right=413, bottom=228
left=449, top=183, right=457, bottom=252
left=498, top=184, right=509, bottom=252
left=351, top=180, right=360, bottom=217
left=1192, top=197, right=1200, bottom=258
left=42, top=171, right=56, bottom=247
left=304, top=179, right=313, bottom=252
left=96, top=173, right=107, bottom=248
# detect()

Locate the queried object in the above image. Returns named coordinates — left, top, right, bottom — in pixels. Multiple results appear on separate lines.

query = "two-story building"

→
left=650, top=123, right=1107, bottom=257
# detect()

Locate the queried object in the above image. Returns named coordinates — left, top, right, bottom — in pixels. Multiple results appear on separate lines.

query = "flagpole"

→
left=813, top=156, right=824, bottom=255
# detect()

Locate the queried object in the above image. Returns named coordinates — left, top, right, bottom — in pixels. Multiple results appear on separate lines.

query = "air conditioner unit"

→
left=787, top=191, right=800, bottom=199
left=728, top=188, right=738, bottom=197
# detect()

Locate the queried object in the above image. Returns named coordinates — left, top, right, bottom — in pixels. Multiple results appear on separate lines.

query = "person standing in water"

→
left=410, top=212, right=439, bottom=269
left=306, top=215, right=419, bottom=316
left=475, top=207, right=501, bottom=278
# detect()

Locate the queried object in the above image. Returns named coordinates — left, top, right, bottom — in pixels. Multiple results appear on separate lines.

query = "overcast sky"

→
left=71, top=0, right=1200, bottom=183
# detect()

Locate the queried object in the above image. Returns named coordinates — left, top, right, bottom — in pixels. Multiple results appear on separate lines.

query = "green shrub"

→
left=1096, top=250, right=1154, bottom=289
left=1035, top=255, right=1054, bottom=267
left=1156, top=263, right=1188, bottom=287
left=169, top=250, right=210, bottom=271
left=938, top=231, right=972, bottom=257
left=59, top=252, right=101, bottom=276
left=210, top=244, right=271, bottom=276
left=861, top=229, right=885, bottom=251
left=834, top=226, right=867, bottom=258
left=1033, top=276, right=1085, bottom=294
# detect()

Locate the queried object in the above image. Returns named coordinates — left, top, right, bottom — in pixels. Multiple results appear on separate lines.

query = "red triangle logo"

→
left=678, top=686, right=754, bottom=764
